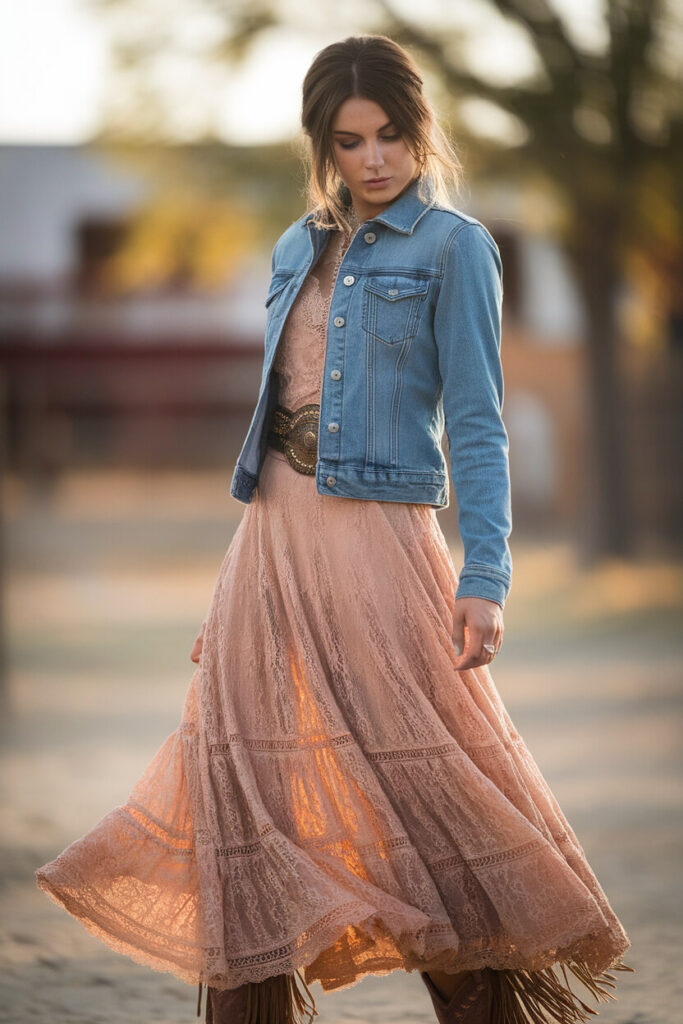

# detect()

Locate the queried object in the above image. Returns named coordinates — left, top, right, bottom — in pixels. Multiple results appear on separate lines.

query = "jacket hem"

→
left=316, top=462, right=448, bottom=506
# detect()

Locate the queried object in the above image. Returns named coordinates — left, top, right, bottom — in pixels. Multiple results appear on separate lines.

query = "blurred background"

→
left=1, top=1, right=681, bottom=1022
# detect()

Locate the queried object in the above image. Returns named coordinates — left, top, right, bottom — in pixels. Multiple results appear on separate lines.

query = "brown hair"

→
left=298, top=34, right=464, bottom=233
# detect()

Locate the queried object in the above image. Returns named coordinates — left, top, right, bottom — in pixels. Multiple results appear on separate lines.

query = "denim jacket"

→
left=230, top=175, right=513, bottom=608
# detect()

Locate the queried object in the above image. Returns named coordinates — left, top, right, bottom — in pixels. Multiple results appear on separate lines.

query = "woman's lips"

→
left=365, top=176, right=392, bottom=188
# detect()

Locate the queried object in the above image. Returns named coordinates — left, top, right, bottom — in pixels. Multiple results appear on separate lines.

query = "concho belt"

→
left=267, top=403, right=320, bottom=475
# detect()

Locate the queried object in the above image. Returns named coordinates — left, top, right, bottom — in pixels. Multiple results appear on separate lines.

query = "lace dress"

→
left=35, top=227, right=632, bottom=1016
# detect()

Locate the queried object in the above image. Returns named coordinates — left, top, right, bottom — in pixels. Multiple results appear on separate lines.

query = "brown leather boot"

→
left=420, top=969, right=490, bottom=1023
left=198, top=970, right=318, bottom=1024
left=203, top=980, right=250, bottom=1023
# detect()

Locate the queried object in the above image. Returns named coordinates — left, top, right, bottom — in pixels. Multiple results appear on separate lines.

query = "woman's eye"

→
left=338, top=133, right=401, bottom=150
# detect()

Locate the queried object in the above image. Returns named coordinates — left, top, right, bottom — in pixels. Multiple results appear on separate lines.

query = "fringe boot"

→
left=196, top=969, right=318, bottom=1024
left=421, top=969, right=490, bottom=1022
left=482, top=957, right=635, bottom=1024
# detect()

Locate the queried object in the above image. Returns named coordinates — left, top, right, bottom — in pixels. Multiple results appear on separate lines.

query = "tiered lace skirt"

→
left=35, top=445, right=631, bottom=1000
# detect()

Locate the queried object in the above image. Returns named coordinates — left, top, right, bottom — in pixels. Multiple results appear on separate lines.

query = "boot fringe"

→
left=244, top=969, right=318, bottom=1024
left=195, top=956, right=633, bottom=1024
left=487, top=958, right=635, bottom=1024
left=196, top=970, right=317, bottom=1024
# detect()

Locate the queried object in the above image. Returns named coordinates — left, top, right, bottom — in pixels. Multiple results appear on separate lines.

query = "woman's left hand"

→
left=451, top=596, right=504, bottom=670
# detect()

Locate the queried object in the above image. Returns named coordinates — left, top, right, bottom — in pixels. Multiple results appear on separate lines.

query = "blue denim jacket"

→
left=230, top=175, right=512, bottom=607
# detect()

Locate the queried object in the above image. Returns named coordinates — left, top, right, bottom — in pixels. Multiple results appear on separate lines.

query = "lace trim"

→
left=208, top=733, right=524, bottom=763
left=430, top=837, right=547, bottom=872
left=204, top=900, right=366, bottom=975
left=125, top=805, right=195, bottom=858
left=472, top=736, right=527, bottom=760
left=366, top=740, right=460, bottom=762
left=209, top=732, right=354, bottom=754
left=127, top=798, right=193, bottom=843
left=304, top=834, right=412, bottom=855
left=205, top=906, right=456, bottom=975
left=206, top=737, right=528, bottom=770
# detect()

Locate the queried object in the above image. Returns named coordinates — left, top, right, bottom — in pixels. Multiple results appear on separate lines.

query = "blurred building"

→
left=0, top=142, right=679, bottom=543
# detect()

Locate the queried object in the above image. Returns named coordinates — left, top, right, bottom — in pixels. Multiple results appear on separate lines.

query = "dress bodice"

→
left=273, top=226, right=357, bottom=409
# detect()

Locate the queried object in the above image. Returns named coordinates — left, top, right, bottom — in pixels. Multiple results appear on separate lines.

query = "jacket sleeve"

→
left=433, top=221, right=513, bottom=608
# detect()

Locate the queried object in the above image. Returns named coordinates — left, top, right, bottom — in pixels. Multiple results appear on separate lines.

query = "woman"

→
left=36, top=34, right=633, bottom=1024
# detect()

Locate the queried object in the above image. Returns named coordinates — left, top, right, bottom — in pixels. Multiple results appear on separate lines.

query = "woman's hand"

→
left=190, top=619, right=207, bottom=664
left=451, top=596, right=503, bottom=670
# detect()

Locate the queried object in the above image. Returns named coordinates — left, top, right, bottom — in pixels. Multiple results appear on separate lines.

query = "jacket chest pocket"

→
left=361, top=276, right=431, bottom=346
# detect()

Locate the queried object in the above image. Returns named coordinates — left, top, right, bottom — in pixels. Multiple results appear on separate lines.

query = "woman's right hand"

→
left=452, top=596, right=503, bottom=670
left=190, top=619, right=207, bottom=664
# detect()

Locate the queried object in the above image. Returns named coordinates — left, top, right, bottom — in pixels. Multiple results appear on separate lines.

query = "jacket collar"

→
left=303, top=173, right=437, bottom=236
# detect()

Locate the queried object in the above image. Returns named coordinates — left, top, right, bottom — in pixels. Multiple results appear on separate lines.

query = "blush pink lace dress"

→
left=35, top=226, right=632, bottom=1019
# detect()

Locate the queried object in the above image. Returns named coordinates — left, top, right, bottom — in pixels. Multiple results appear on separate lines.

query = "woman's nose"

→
left=366, top=146, right=385, bottom=171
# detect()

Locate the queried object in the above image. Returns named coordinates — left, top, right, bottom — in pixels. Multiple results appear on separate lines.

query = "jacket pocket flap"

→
left=364, top=276, right=430, bottom=301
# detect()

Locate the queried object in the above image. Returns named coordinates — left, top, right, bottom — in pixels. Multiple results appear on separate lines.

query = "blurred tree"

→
left=101, top=192, right=254, bottom=292
left=86, top=139, right=307, bottom=278
left=87, top=0, right=683, bottom=558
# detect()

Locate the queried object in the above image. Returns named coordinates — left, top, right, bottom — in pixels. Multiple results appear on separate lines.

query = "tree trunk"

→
left=565, top=205, right=636, bottom=562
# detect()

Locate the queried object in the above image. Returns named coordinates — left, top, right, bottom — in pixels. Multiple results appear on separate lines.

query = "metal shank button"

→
left=328, top=422, right=339, bottom=433
left=330, top=369, right=342, bottom=380
left=364, top=232, right=376, bottom=244
left=343, top=275, right=355, bottom=286
left=326, top=476, right=337, bottom=487
left=333, top=316, right=345, bottom=327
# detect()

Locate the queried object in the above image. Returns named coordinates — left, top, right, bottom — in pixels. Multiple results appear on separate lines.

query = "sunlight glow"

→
left=0, top=0, right=613, bottom=145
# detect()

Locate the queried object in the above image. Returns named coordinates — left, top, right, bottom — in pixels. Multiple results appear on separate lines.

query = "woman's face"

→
left=330, top=96, right=419, bottom=222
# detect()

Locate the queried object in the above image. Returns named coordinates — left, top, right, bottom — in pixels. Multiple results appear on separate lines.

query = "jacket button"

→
left=364, top=231, right=376, bottom=244
left=328, top=422, right=339, bottom=432
left=326, top=476, right=337, bottom=487
left=330, top=369, right=342, bottom=380
left=333, top=316, right=345, bottom=327
left=343, top=275, right=355, bottom=286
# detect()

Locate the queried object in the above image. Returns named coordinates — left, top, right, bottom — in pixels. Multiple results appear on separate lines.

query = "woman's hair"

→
left=299, top=34, right=464, bottom=233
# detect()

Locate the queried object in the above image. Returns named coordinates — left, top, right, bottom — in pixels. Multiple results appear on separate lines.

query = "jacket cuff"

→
left=455, top=565, right=511, bottom=609
left=230, top=466, right=258, bottom=503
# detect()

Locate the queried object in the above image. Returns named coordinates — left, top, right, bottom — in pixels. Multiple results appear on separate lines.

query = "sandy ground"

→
left=1, top=469, right=681, bottom=1024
